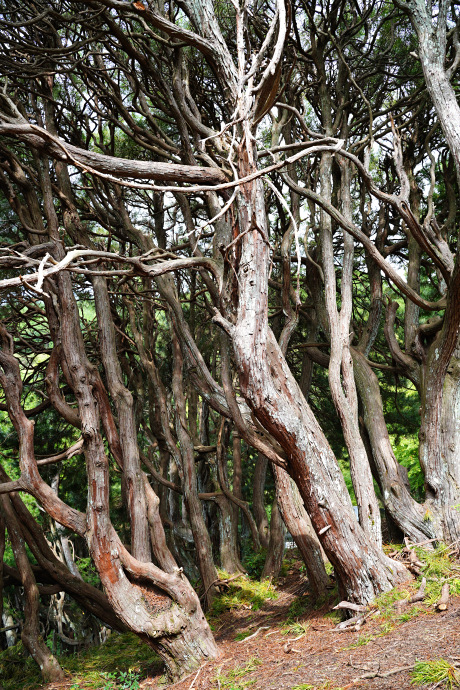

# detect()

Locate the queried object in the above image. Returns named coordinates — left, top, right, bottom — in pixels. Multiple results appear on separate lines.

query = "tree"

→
left=0, top=0, right=459, bottom=682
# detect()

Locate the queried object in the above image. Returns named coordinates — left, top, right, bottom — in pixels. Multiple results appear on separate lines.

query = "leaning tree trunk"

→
left=273, top=465, right=330, bottom=597
left=352, top=349, right=435, bottom=542
left=214, top=133, right=409, bottom=604
left=58, top=268, right=219, bottom=676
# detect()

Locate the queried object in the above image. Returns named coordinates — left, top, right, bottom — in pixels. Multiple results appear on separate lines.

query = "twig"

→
left=189, top=662, right=206, bottom=689
left=237, top=626, right=270, bottom=643
left=436, top=582, right=450, bottom=611
left=409, top=577, right=426, bottom=604
left=341, top=664, right=414, bottom=688
left=333, top=601, right=367, bottom=613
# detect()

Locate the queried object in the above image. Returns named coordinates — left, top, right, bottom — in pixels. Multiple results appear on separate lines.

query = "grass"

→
left=287, top=594, right=311, bottom=619
left=280, top=621, right=310, bottom=636
left=411, top=659, right=460, bottom=688
left=413, top=544, right=460, bottom=605
left=342, top=632, right=376, bottom=650
left=0, top=632, right=162, bottom=690
left=373, top=584, right=414, bottom=619
left=234, top=630, right=254, bottom=641
left=209, top=571, right=278, bottom=621
left=215, top=657, right=262, bottom=689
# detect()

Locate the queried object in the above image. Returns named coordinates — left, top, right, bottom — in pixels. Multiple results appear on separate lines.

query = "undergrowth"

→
left=215, top=657, right=262, bottom=689
left=413, top=544, right=460, bottom=605
left=287, top=594, right=311, bottom=619
left=411, top=659, right=460, bottom=688
left=0, top=632, right=161, bottom=690
left=281, top=621, right=310, bottom=636
left=208, top=570, right=277, bottom=621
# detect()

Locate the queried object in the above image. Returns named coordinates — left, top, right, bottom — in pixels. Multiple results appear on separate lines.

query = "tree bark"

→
left=0, top=495, right=64, bottom=682
left=215, top=134, right=409, bottom=604
left=253, top=454, right=270, bottom=549
left=273, top=465, right=329, bottom=596
left=261, top=499, right=285, bottom=580
left=352, top=348, right=434, bottom=542
left=172, top=328, right=219, bottom=607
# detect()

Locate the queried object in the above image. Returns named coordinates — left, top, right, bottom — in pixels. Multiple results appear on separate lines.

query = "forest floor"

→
left=3, top=548, right=460, bottom=690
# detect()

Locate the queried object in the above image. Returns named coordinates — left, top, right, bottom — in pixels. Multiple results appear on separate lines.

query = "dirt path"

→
left=154, top=577, right=460, bottom=690
left=40, top=561, right=460, bottom=690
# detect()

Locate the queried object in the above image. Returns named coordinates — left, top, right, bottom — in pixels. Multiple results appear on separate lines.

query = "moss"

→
left=0, top=641, right=43, bottom=690
left=0, top=632, right=162, bottom=690
left=208, top=570, right=277, bottom=621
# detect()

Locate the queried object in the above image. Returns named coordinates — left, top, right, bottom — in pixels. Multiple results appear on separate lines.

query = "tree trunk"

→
left=420, top=336, right=460, bottom=542
left=231, top=432, right=243, bottom=553
left=215, top=137, right=409, bottom=604
left=273, top=465, right=330, bottom=596
left=93, top=275, right=151, bottom=563
left=261, top=500, right=285, bottom=580
left=214, top=494, right=245, bottom=574
left=407, top=0, right=460, bottom=542
left=352, top=348, right=434, bottom=542
left=320, top=151, right=381, bottom=548
left=253, top=453, right=270, bottom=549
left=172, top=329, right=219, bottom=607
left=0, top=495, right=64, bottom=683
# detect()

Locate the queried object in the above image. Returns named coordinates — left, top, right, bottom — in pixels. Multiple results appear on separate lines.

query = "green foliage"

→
left=287, top=594, right=311, bottom=620
left=413, top=544, right=460, bottom=605
left=215, top=658, right=262, bottom=689
left=209, top=572, right=277, bottom=620
left=0, top=632, right=160, bottom=690
left=280, top=621, right=310, bottom=636
left=76, top=556, right=101, bottom=588
left=71, top=669, right=141, bottom=690
left=411, top=659, right=460, bottom=688
left=242, top=549, right=268, bottom=579
left=391, top=433, right=425, bottom=500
